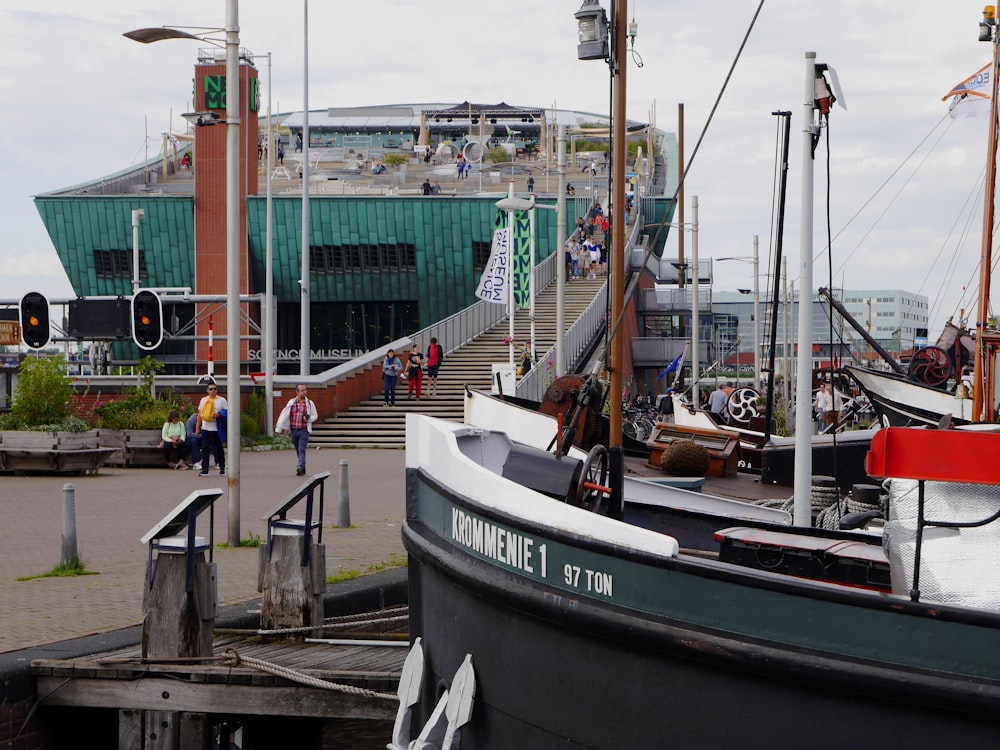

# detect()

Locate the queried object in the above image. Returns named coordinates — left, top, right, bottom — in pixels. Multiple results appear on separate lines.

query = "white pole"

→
left=691, top=195, right=700, bottom=406
left=299, top=0, right=311, bottom=377
left=264, top=52, right=275, bottom=436
left=131, top=209, right=144, bottom=293
left=225, top=0, right=241, bottom=545
left=753, top=234, right=761, bottom=391
left=793, top=52, right=817, bottom=527
left=556, top=124, right=567, bottom=375
left=507, top=181, right=515, bottom=367
left=529, top=203, right=536, bottom=359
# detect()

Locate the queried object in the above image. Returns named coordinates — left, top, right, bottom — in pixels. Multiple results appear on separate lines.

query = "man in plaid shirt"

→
left=276, top=384, right=318, bottom=475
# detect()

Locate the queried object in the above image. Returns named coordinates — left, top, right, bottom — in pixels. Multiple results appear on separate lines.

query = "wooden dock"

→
left=32, top=634, right=407, bottom=722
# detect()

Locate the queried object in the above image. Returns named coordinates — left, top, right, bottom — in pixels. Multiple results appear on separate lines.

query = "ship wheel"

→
left=726, top=387, right=761, bottom=425
left=907, top=346, right=952, bottom=388
left=574, top=444, right=610, bottom=514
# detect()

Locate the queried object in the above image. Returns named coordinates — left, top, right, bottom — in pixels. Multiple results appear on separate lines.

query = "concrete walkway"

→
left=0, top=447, right=406, bottom=655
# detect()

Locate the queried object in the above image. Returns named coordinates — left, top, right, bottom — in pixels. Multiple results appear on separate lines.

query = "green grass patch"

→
left=326, top=553, right=407, bottom=584
left=217, top=530, right=263, bottom=549
left=18, top=558, right=97, bottom=580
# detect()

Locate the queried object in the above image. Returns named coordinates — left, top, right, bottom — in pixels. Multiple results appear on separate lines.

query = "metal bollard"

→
left=337, top=459, right=351, bottom=528
left=62, top=483, right=78, bottom=566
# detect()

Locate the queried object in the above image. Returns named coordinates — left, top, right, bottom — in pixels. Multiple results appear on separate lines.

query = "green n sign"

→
left=204, top=75, right=259, bottom=112
left=205, top=76, right=226, bottom=110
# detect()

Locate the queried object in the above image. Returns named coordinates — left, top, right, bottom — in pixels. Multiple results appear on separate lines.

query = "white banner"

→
left=474, top=227, right=510, bottom=304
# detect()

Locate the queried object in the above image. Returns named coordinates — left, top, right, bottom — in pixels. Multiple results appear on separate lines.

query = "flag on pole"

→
left=511, top=210, right=531, bottom=309
left=474, top=221, right=510, bottom=304
left=656, top=351, right=685, bottom=381
left=943, top=63, right=992, bottom=119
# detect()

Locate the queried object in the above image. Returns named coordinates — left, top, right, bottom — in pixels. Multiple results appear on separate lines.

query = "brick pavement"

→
left=0, top=447, right=406, bottom=655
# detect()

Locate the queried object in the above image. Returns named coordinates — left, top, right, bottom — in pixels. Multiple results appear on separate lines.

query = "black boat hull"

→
left=405, top=515, right=1000, bottom=749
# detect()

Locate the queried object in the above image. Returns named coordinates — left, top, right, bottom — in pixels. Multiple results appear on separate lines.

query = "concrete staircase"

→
left=310, top=276, right=606, bottom=448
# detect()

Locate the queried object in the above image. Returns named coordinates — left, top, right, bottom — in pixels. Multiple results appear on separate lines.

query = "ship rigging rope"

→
left=219, top=647, right=397, bottom=701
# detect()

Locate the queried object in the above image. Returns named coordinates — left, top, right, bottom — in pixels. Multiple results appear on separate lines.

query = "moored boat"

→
left=402, top=413, right=1000, bottom=748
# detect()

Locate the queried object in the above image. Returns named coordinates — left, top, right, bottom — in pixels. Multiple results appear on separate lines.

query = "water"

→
left=321, top=719, right=394, bottom=749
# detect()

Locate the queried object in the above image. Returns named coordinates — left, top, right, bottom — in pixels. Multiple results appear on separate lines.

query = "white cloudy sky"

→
left=0, top=0, right=995, bottom=334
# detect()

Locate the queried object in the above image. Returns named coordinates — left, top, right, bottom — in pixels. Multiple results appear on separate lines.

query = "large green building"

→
left=33, top=103, right=675, bottom=374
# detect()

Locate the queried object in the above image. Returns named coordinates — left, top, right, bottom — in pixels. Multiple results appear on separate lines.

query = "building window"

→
left=94, top=249, right=145, bottom=280
left=309, top=242, right=417, bottom=274
left=471, top=240, right=491, bottom=271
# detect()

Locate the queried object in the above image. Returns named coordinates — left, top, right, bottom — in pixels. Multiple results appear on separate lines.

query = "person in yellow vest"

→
left=195, top=381, right=228, bottom=476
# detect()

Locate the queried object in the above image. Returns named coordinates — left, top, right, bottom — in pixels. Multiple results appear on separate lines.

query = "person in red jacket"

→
left=426, top=337, right=445, bottom=397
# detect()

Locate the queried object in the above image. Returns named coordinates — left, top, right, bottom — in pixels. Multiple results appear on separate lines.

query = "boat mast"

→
left=972, top=5, right=1000, bottom=422
left=764, top=111, right=791, bottom=443
left=793, top=52, right=819, bottom=527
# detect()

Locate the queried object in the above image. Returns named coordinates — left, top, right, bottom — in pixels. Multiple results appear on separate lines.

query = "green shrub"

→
left=382, top=152, right=408, bottom=168
left=244, top=391, right=265, bottom=436
left=486, top=146, right=509, bottom=164
left=9, top=357, right=76, bottom=427
left=94, top=390, right=188, bottom=430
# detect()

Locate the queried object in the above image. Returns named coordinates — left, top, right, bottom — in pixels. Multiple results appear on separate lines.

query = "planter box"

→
left=0, top=430, right=99, bottom=450
left=0, top=430, right=113, bottom=474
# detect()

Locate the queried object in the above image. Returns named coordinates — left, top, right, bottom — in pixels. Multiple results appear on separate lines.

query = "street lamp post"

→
left=717, top=237, right=761, bottom=391
left=300, top=0, right=311, bottom=377
left=123, top=0, right=245, bottom=545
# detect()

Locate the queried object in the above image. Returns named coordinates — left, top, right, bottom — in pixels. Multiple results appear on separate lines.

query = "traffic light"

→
left=19, top=292, right=50, bottom=349
left=131, top=289, right=163, bottom=350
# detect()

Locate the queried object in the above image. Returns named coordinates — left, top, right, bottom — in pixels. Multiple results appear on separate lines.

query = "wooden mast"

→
left=973, top=6, right=1000, bottom=422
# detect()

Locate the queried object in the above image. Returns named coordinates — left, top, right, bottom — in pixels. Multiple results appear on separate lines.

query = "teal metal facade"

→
left=35, top=192, right=673, bottom=367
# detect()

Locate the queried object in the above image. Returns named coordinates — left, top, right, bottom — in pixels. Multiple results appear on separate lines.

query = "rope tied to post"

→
left=220, top=647, right=397, bottom=700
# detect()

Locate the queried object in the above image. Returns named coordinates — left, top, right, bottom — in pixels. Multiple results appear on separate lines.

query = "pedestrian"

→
left=421, top=179, right=432, bottom=196
left=158, top=409, right=189, bottom=469
left=565, top=244, right=574, bottom=281
left=426, top=337, right=445, bottom=397
left=589, top=241, right=600, bottom=279
left=295, top=132, right=302, bottom=152
left=456, top=154, right=465, bottom=180
left=815, top=386, right=829, bottom=430
left=431, top=180, right=442, bottom=195
left=423, top=147, right=432, bottom=166
left=195, top=381, right=227, bottom=476
left=186, top=412, right=203, bottom=467
left=519, top=340, right=536, bottom=375
left=566, top=183, right=575, bottom=196
left=527, top=175, right=535, bottom=193
left=407, top=344, right=425, bottom=399
left=278, top=145, right=285, bottom=165
left=276, top=384, right=319, bottom=476
left=823, top=383, right=843, bottom=429
left=383, top=349, right=403, bottom=406
left=707, top=383, right=729, bottom=422
left=579, top=239, right=592, bottom=279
